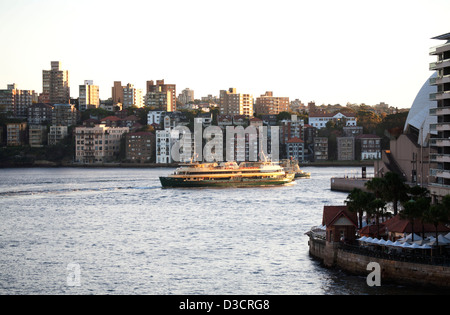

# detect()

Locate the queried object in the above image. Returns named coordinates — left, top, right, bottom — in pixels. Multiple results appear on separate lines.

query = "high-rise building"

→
left=178, top=88, right=195, bottom=105
left=42, top=61, right=70, bottom=104
left=122, top=83, right=143, bottom=109
left=112, top=81, right=124, bottom=105
left=146, top=80, right=176, bottom=111
left=0, top=84, right=36, bottom=118
left=254, top=91, right=289, bottom=115
left=219, top=88, right=253, bottom=117
left=429, top=32, right=450, bottom=199
left=79, top=80, right=100, bottom=111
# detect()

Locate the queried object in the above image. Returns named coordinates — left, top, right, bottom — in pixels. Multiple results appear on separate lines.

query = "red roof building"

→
left=322, top=206, right=358, bottom=243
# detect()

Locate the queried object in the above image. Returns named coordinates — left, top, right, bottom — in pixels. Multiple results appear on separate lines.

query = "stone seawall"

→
left=309, top=237, right=450, bottom=288
left=330, top=177, right=369, bottom=192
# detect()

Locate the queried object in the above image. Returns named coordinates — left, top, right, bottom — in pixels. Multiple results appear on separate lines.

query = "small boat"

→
left=280, top=159, right=310, bottom=179
left=159, top=161, right=295, bottom=188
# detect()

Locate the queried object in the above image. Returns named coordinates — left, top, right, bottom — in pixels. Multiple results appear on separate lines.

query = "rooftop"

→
left=432, top=32, right=450, bottom=41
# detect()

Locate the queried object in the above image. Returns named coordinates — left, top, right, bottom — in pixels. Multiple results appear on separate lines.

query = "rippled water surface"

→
left=0, top=166, right=442, bottom=295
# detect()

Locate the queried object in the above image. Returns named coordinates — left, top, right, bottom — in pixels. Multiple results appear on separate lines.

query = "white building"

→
left=122, top=83, right=143, bottom=109
left=156, top=128, right=173, bottom=164
left=309, top=112, right=357, bottom=129
left=79, top=80, right=100, bottom=111
left=147, top=110, right=166, bottom=126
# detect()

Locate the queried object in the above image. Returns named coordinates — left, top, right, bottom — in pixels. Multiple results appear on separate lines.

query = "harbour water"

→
left=0, top=166, right=441, bottom=295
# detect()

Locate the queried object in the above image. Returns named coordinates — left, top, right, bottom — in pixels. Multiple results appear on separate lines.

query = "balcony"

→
left=430, top=123, right=450, bottom=132
left=430, top=42, right=450, bottom=55
left=430, top=75, right=450, bottom=86
left=430, top=154, right=450, bottom=163
left=430, top=138, right=450, bottom=147
left=429, top=106, right=450, bottom=116
left=430, top=91, right=450, bottom=101
left=430, top=168, right=450, bottom=179
left=430, top=59, right=450, bottom=71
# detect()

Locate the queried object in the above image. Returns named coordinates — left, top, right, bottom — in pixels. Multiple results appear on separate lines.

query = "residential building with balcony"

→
left=429, top=32, right=450, bottom=199
left=0, top=84, right=36, bottom=118
left=28, top=103, right=54, bottom=125
left=337, top=137, right=355, bottom=161
left=74, top=124, right=129, bottom=164
left=29, top=125, right=48, bottom=148
left=356, top=134, right=381, bottom=160
left=286, top=137, right=305, bottom=162
left=125, top=132, right=155, bottom=163
left=79, top=80, right=100, bottom=111
left=146, top=80, right=176, bottom=111
left=48, top=125, right=68, bottom=146
left=7, top=122, right=27, bottom=146
left=52, top=104, right=78, bottom=126
left=219, top=88, right=253, bottom=117
left=254, top=91, right=289, bottom=115
left=314, top=137, right=328, bottom=161
left=42, top=61, right=70, bottom=105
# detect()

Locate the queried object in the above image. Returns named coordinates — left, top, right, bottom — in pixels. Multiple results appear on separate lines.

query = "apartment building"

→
left=42, top=61, right=70, bottom=104
left=356, top=134, right=381, bottom=160
left=48, top=126, right=68, bottom=146
left=280, top=115, right=304, bottom=145
left=146, top=80, right=176, bottom=112
left=7, top=122, right=27, bottom=146
left=125, top=132, right=155, bottom=162
left=52, top=104, right=78, bottom=126
left=429, top=32, right=450, bottom=199
left=314, top=137, right=328, bottom=161
left=337, top=137, right=355, bottom=161
left=254, top=91, right=289, bottom=115
left=75, top=124, right=129, bottom=164
left=29, top=125, right=48, bottom=148
left=286, top=137, right=305, bottom=162
left=28, top=103, right=54, bottom=125
left=79, top=80, right=100, bottom=111
left=156, top=128, right=173, bottom=164
left=0, top=84, right=36, bottom=118
left=219, top=88, right=253, bottom=117
left=178, top=88, right=195, bottom=105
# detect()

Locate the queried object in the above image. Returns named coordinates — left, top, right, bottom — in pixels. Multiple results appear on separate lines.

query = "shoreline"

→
left=0, top=160, right=376, bottom=169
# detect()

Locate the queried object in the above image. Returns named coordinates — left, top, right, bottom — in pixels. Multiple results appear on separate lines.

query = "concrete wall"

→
left=330, top=177, right=369, bottom=192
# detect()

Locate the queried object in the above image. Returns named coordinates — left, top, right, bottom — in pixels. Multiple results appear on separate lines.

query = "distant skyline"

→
left=0, top=0, right=449, bottom=108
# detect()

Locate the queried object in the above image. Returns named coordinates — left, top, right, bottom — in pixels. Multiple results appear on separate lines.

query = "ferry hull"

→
left=159, top=175, right=295, bottom=188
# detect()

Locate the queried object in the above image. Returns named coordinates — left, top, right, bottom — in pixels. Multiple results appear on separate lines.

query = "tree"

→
left=400, top=197, right=430, bottom=242
left=424, top=195, right=450, bottom=246
left=345, top=188, right=375, bottom=229
left=382, top=172, right=408, bottom=216
left=368, top=198, right=388, bottom=238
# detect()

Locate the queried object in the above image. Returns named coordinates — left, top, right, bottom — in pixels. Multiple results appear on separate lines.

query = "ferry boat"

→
left=159, top=161, right=295, bottom=188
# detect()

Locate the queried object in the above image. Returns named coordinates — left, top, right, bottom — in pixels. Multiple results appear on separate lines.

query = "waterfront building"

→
left=322, top=206, right=358, bottom=243
left=429, top=32, right=450, bottom=200
left=29, top=125, right=48, bottom=148
left=6, top=122, right=27, bottom=146
left=356, top=134, right=381, bottom=160
left=146, top=80, right=177, bottom=112
left=52, top=104, right=78, bottom=126
left=125, top=132, right=155, bottom=163
left=48, top=125, right=68, bottom=146
left=219, top=88, right=253, bottom=117
left=79, top=80, right=100, bottom=111
left=178, top=88, right=195, bottom=105
left=314, top=137, right=328, bottom=161
left=254, top=91, right=289, bottom=115
left=337, top=137, right=355, bottom=161
left=28, top=103, right=53, bottom=125
left=74, top=124, right=129, bottom=164
left=42, top=61, right=70, bottom=104
left=0, top=84, right=36, bottom=118
left=156, top=128, right=173, bottom=164
left=286, top=137, right=305, bottom=162
left=309, top=111, right=357, bottom=129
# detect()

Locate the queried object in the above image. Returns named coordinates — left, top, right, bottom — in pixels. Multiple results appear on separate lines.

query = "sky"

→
left=0, top=0, right=449, bottom=108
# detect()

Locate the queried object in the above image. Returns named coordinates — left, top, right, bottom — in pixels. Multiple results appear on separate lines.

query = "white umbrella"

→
left=385, top=240, right=395, bottom=246
left=421, top=244, right=432, bottom=249
left=377, top=239, right=387, bottom=245
left=371, top=238, right=380, bottom=244
left=400, top=242, right=412, bottom=248
left=365, top=237, right=374, bottom=243
left=409, top=243, right=422, bottom=249
left=393, top=241, right=403, bottom=247
left=357, top=236, right=367, bottom=242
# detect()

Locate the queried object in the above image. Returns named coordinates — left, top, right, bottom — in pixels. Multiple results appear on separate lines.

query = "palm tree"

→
left=345, top=188, right=375, bottom=229
left=368, top=198, right=387, bottom=239
left=424, top=195, right=450, bottom=246
left=382, top=172, right=408, bottom=216
left=365, top=177, right=385, bottom=199
left=400, top=197, right=430, bottom=242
